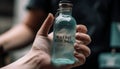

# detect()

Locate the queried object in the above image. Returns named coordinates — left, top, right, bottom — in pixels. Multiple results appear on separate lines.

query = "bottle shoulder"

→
left=55, top=15, right=76, bottom=23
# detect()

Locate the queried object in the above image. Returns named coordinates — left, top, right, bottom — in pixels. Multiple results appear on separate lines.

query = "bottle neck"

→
left=59, top=8, right=72, bottom=15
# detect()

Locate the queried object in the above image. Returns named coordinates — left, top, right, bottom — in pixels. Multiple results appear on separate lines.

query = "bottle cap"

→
left=60, top=0, right=72, bottom=3
left=59, top=0, right=73, bottom=8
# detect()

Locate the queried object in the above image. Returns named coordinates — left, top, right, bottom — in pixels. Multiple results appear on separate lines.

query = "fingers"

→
left=72, top=24, right=91, bottom=67
left=74, top=42, right=91, bottom=57
left=76, top=24, right=91, bottom=45
left=77, top=25, right=88, bottom=33
left=74, top=51, right=86, bottom=65
left=73, top=40, right=91, bottom=66
left=71, top=42, right=91, bottom=67
left=75, top=24, right=91, bottom=57
left=37, top=13, right=54, bottom=36
left=76, top=33, right=91, bottom=45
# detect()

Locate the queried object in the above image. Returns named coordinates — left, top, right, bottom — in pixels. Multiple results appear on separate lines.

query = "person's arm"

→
left=0, top=13, right=91, bottom=69
left=0, top=10, right=48, bottom=53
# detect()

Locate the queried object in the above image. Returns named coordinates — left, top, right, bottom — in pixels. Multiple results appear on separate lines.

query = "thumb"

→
left=37, top=13, right=54, bottom=36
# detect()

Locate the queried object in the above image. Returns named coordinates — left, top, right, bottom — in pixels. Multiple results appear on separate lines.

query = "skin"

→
left=0, top=10, right=47, bottom=52
left=1, top=13, right=91, bottom=69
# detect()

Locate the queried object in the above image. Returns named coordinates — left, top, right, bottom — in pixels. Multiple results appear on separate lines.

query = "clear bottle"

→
left=51, top=1, right=76, bottom=66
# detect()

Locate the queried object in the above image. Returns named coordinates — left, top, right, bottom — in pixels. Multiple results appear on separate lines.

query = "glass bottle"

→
left=51, top=1, right=76, bottom=66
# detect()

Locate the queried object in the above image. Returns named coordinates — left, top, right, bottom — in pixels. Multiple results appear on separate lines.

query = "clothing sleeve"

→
left=26, top=0, right=50, bottom=12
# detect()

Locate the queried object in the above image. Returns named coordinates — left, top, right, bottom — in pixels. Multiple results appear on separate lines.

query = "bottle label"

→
left=55, top=34, right=74, bottom=43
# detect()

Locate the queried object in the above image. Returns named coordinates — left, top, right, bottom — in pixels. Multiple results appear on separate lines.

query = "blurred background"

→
left=0, top=0, right=14, bottom=34
left=0, top=0, right=120, bottom=69
left=0, top=0, right=31, bottom=67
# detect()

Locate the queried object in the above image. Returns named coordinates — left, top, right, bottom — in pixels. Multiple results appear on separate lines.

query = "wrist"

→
left=13, top=50, right=44, bottom=69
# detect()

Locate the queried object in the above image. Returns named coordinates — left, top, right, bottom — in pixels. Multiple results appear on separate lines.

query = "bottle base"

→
left=52, top=58, right=75, bottom=66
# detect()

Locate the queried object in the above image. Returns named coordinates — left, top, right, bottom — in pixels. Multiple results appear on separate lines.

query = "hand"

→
left=1, top=13, right=91, bottom=69
left=31, top=13, right=91, bottom=69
